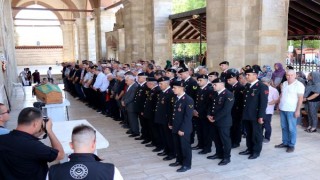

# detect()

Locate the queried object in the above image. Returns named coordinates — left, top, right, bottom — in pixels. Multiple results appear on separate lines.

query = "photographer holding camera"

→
left=0, top=107, right=64, bottom=180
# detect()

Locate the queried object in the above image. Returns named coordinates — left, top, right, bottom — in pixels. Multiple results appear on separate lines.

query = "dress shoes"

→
left=122, top=125, right=129, bottom=129
left=191, top=146, right=201, bottom=150
left=152, top=147, right=163, bottom=152
left=134, top=136, right=144, bottom=140
left=157, top=151, right=167, bottom=156
left=218, top=159, right=230, bottom=166
left=145, top=144, right=154, bottom=147
left=274, top=143, right=288, bottom=148
left=128, top=134, right=139, bottom=137
left=126, top=130, right=133, bottom=134
left=198, top=150, right=211, bottom=155
left=176, top=166, right=191, bottom=172
left=163, top=156, right=175, bottom=161
left=169, top=162, right=181, bottom=167
left=231, top=144, right=240, bottom=148
left=141, top=140, right=150, bottom=144
left=239, top=149, right=251, bottom=155
left=248, top=153, right=260, bottom=159
left=207, top=154, right=223, bottom=160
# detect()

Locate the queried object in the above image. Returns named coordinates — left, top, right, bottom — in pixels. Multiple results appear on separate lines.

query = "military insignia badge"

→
left=265, top=90, right=269, bottom=95
left=228, top=98, right=233, bottom=101
left=189, top=105, right=193, bottom=108
left=193, top=86, right=197, bottom=90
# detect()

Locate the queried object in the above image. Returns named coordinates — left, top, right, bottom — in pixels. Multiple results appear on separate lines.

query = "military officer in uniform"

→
left=226, top=71, right=245, bottom=148
left=193, top=75, right=213, bottom=154
left=169, top=81, right=194, bottom=172
left=178, top=67, right=198, bottom=145
left=143, top=77, right=162, bottom=152
left=207, top=78, right=234, bottom=166
left=239, top=68, right=268, bottom=159
left=165, top=69, right=177, bottom=87
left=133, top=72, right=150, bottom=143
left=154, top=77, right=176, bottom=161
left=208, top=71, right=219, bottom=83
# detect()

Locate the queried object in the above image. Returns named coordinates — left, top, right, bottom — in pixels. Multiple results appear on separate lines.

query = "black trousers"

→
left=139, top=114, right=148, bottom=139
left=158, top=123, right=175, bottom=156
left=173, top=133, right=192, bottom=167
left=148, top=118, right=162, bottom=148
left=127, top=111, right=139, bottom=134
left=195, top=117, right=212, bottom=149
left=243, top=120, right=263, bottom=155
left=211, top=125, right=231, bottom=159
left=230, top=117, right=242, bottom=146
left=190, top=119, right=197, bottom=144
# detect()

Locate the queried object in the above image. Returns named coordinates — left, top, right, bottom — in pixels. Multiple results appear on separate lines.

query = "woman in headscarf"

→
left=271, top=63, right=286, bottom=88
left=261, top=65, right=273, bottom=79
left=303, top=72, right=320, bottom=132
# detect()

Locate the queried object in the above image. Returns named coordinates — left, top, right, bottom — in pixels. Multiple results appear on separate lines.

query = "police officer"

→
left=165, top=69, right=177, bottom=87
left=169, top=80, right=194, bottom=172
left=226, top=71, right=245, bottom=148
left=193, top=75, right=213, bottom=154
left=143, top=77, right=162, bottom=152
left=178, top=67, right=198, bottom=145
left=207, top=78, right=234, bottom=166
left=239, top=68, right=268, bottom=159
left=154, top=77, right=176, bottom=161
left=133, top=72, right=150, bottom=143
left=48, top=125, right=123, bottom=179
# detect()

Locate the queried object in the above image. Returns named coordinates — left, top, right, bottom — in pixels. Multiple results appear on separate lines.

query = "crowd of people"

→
left=19, top=67, right=54, bottom=86
left=0, top=58, right=316, bottom=178
left=59, top=58, right=314, bottom=172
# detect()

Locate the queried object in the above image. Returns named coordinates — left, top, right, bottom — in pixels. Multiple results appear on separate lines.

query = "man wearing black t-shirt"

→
left=0, top=107, right=64, bottom=180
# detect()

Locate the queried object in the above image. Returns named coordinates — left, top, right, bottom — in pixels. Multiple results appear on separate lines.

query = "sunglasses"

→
left=0, top=110, right=10, bottom=115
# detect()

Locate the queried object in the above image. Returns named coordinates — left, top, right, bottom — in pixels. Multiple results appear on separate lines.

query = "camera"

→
left=33, top=102, right=49, bottom=139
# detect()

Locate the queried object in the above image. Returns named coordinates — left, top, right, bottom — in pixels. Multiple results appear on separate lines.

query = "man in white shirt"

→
left=47, top=67, right=53, bottom=83
left=275, top=70, right=304, bottom=153
left=92, top=66, right=107, bottom=114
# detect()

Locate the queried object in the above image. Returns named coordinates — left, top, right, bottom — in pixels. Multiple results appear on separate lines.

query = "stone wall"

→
left=0, top=0, right=18, bottom=106
left=206, top=0, right=289, bottom=71
left=15, top=46, right=63, bottom=65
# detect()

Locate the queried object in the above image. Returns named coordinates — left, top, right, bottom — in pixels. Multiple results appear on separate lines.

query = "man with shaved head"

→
left=49, top=124, right=123, bottom=180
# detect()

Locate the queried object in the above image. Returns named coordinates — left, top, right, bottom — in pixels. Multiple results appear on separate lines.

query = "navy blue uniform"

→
left=143, top=86, right=161, bottom=147
left=194, top=84, right=213, bottom=152
left=169, top=94, right=194, bottom=168
left=133, top=83, right=149, bottom=140
left=230, top=82, right=245, bottom=147
left=154, top=88, right=175, bottom=157
left=49, top=154, right=115, bottom=180
left=182, top=77, right=198, bottom=144
left=242, top=81, right=268, bottom=156
left=208, top=89, right=234, bottom=159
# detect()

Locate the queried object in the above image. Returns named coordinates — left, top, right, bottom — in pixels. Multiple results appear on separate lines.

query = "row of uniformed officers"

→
left=121, top=65, right=268, bottom=172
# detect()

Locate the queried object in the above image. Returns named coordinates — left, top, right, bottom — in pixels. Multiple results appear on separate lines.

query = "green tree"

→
left=172, top=0, right=206, bottom=59
left=288, top=40, right=320, bottom=49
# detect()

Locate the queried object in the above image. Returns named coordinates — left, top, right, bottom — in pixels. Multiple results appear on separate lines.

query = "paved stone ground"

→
left=6, top=85, right=320, bottom=180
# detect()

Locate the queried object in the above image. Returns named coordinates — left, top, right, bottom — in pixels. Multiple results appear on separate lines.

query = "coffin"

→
left=35, top=84, right=63, bottom=104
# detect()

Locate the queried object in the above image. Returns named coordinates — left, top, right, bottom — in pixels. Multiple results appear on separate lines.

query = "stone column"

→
left=60, top=24, right=75, bottom=62
left=87, top=18, right=96, bottom=62
left=94, top=8, right=116, bottom=60
left=123, top=0, right=172, bottom=64
left=75, top=18, right=88, bottom=61
left=152, top=0, right=172, bottom=66
left=206, top=0, right=289, bottom=71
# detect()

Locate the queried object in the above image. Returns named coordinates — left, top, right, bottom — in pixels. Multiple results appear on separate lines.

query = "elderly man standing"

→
left=0, top=103, right=10, bottom=135
left=275, top=70, right=304, bottom=153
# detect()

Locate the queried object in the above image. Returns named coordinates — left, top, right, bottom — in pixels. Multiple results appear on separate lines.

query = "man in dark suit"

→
left=226, top=71, right=245, bottom=148
left=154, top=77, right=176, bottom=161
left=178, top=67, right=198, bottom=145
left=168, top=81, right=194, bottom=172
left=193, top=75, right=213, bottom=155
left=207, top=78, right=234, bottom=166
left=239, top=68, right=268, bottom=159
left=121, top=75, right=139, bottom=137
left=133, top=72, right=149, bottom=143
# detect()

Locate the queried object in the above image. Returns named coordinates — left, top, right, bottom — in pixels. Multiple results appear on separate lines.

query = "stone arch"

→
left=12, top=0, right=80, bottom=18
left=107, top=35, right=118, bottom=48
left=12, top=1, right=65, bottom=25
